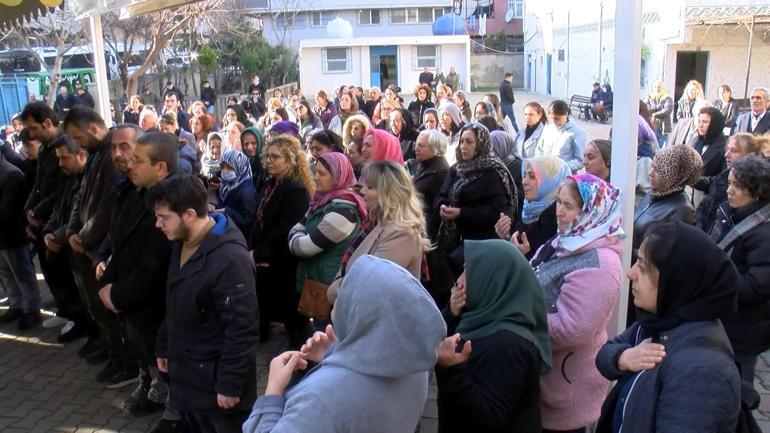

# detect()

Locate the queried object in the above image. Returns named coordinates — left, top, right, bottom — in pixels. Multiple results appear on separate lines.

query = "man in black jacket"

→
left=149, top=175, right=258, bottom=432
left=97, top=130, right=177, bottom=414
left=41, top=135, right=92, bottom=342
left=0, top=152, right=41, bottom=329
left=499, top=72, right=518, bottom=131
left=63, top=107, right=128, bottom=378
left=200, top=81, right=217, bottom=115
left=73, top=81, right=96, bottom=108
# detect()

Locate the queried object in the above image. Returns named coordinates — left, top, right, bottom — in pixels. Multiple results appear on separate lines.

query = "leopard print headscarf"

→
left=651, top=144, right=703, bottom=198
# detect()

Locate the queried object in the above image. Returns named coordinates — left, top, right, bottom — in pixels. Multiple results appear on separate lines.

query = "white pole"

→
left=609, top=0, right=642, bottom=335
left=89, top=15, right=113, bottom=127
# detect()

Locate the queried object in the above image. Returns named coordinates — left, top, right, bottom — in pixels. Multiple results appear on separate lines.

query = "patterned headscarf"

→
left=364, top=128, right=404, bottom=165
left=438, top=122, right=518, bottom=252
left=651, top=144, right=703, bottom=197
left=554, top=173, right=624, bottom=252
left=219, top=150, right=253, bottom=201
left=201, top=132, right=223, bottom=177
left=310, top=152, right=367, bottom=220
left=521, top=156, right=571, bottom=224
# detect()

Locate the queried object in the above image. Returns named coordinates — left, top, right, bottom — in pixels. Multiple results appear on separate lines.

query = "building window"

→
left=275, top=13, right=305, bottom=29
left=310, top=11, right=334, bottom=27
left=473, top=2, right=494, bottom=18
left=323, top=47, right=351, bottom=74
left=558, top=49, right=565, bottom=61
left=508, top=0, right=523, bottom=18
left=413, top=45, right=439, bottom=69
left=359, top=9, right=380, bottom=25
left=392, top=8, right=446, bottom=24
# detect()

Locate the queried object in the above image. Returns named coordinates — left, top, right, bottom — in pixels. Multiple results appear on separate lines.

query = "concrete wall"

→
left=470, top=53, right=523, bottom=89
left=299, top=42, right=469, bottom=95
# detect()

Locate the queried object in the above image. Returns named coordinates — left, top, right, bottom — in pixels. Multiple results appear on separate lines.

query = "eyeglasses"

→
left=265, top=153, right=284, bottom=161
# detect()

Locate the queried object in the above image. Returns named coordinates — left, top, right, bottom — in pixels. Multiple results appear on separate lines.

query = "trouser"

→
left=501, top=104, right=519, bottom=132
left=124, top=317, right=157, bottom=373
left=70, top=251, right=127, bottom=362
left=543, top=428, right=586, bottom=433
left=36, top=239, right=88, bottom=322
left=735, top=350, right=758, bottom=386
left=193, top=411, right=249, bottom=433
left=0, top=245, right=41, bottom=312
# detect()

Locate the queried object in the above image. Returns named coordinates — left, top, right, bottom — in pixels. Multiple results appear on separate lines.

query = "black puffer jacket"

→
left=0, top=157, right=28, bottom=249
left=596, top=320, right=740, bottom=433
left=157, top=213, right=258, bottom=414
left=694, top=168, right=729, bottom=232
left=25, top=132, right=66, bottom=222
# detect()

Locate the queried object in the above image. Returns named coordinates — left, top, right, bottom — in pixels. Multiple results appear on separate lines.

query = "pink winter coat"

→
left=532, top=236, right=623, bottom=431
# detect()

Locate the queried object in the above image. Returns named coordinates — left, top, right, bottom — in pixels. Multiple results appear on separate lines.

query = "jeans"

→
left=0, top=245, right=40, bottom=312
left=501, top=104, right=519, bottom=132
left=193, top=411, right=249, bottom=433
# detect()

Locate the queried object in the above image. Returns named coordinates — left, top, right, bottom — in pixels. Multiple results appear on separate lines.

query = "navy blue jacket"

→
left=596, top=320, right=740, bottom=433
left=218, top=181, right=258, bottom=242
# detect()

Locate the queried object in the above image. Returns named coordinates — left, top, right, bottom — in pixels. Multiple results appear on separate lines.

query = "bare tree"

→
left=267, top=0, right=314, bottom=46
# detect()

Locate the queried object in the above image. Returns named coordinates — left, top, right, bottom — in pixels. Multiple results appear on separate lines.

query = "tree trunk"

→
left=46, top=55, right=64, bottom=108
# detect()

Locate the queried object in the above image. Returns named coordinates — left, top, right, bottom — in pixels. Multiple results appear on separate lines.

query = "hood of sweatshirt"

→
left=323, top=255, right=446, bottom=378
left=195, top=212, right=248, bottom=256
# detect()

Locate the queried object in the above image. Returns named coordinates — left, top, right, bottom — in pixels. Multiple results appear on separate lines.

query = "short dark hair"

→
left=62, top=106, right=106, bottom=131
left=477, top=115, right=499, bottom=132
left=146, top=174, right=208, bottom=217
left=52, top=133, right=81, bottom=154
left=730, top=155, right=770, bottom=201
left=18, top=128, right=32, bottom=143
left=310, top=129, right=344, bottom=153
left=273, top=107, right=289, bottom=121
left=549, top=100, right=570, bottom=116
left=137, top=132, right=179, bottom=174
left=20, top=102, right=59, bottom=127
left=164, top=91, right=178, bottom=101
left=504, top=72, right=513, bottom=79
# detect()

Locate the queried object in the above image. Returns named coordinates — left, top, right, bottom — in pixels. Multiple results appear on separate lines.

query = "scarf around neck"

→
left=521, top=156, right=571, bottom=224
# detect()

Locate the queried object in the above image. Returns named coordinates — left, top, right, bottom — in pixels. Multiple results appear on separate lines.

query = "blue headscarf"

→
left=520, top=156, right=571, bottom=224
left=219, top=150, right=253, bottom=201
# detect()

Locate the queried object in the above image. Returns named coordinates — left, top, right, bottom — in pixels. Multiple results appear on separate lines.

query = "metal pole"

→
left=89, top=15, right=113, bottom=127
left=744, top=14, right=755, bottom=99
left=609, top=0, right=642, bottom=336
left=566, top=10, right=570, bottom=97
left=598, top=0, right=603, bottom=81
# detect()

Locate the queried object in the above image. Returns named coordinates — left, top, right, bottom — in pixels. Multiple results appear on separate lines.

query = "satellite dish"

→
left=505, top=8, right=514, bottom=23
left=326, top=17, right=353, bottom=39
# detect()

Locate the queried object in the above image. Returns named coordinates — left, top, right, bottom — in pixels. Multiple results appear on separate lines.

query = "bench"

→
left=568, top=94, right=593, bottom=119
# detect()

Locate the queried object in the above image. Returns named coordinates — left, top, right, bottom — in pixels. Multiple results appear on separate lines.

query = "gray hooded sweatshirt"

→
left=243, top=255, right=446, bottom=433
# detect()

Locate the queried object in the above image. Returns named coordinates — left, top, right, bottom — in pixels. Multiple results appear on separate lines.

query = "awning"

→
left=0, top=0, right=64, bottom=31
left=68, top=0, right=201, bottom=19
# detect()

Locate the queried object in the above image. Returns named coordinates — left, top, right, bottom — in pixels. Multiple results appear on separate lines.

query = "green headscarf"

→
left=456, top=239, right=552, bottom=371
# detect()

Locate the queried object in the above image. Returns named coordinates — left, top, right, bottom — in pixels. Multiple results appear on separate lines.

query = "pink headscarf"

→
left=310, top=152, right=368, bottom=220
left=364, top=128, right=404, bottom=165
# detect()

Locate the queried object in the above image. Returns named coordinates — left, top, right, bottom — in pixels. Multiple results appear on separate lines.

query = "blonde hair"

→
left=342, top=114, right=371, bottom=147
left=267, top=134, right=314, bottom=198
left=128, top=95, right=143, bottom=111
left=754, top=134, right=770, bottom=158
left=680, top=80, right=705, bottom=102
left=362, top=161, right=431, bottom=250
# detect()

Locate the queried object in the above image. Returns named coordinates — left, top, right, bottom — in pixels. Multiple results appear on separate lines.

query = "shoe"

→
left=42, top=315, right=68, bottom=328
left=123, top=391, right=164, bottom=417
left=17, top=311, right=42, bottom=330
left=105, top=367, right=140, bottom=389
left=86, top=347, right=109, bottom=364
left=96, top=361, right=122, bottom=382
left=58, top=321, right=90, bottom=343
left=60, top=320, right=74, bottom=335
left=78, top=335, right=104, bottom=358
left=0, top=297, right=9, bottom=306
left=0, top=308, right=23, bottom=324
left=150, top=418, right=181, bottom=433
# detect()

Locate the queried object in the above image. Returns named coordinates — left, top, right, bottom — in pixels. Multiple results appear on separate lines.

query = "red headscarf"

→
left=310, top=152, right=368, bottom=220
left=364, top=128, right=404, bottom=165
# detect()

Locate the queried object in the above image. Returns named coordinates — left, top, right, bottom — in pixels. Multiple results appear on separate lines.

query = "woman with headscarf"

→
left=437, top=102, right=464, bottom=166
left=361, top=128, right=404, bottom=166
left=516, top=102, right=548, bottom=159
left=495, top=156, right=570, bottom=260
left=288, top=152, right=366, bottom=328
left=200, top=131, right=223, bottom=185
left=436, top=123, right=517, bottom=272
left=436, top=239, right=551, bottom=433
left=243, top=256, right=445, bottom=433
left=216, top=150, right=258, bottom=241
left=251, top=135, right=313, bottom=348
left=341, top=114, right=371, bottom=150
left=390, top=108, right=419, bottom=161
left=490, top=130, right=524, bottom=211
left=241, top=127, right=266, bottom=192
left=408, top=84, right=435, bottom=126
left=708, top=156, right=770, bottom=396
left=691, top=107, right=727, bottom=208
left=633, top=144, right=702, bottom=256
left=453, top=91, right=473, bottom=123
left=328, top=92, right=364, bottom=137
left=595, top=221, right=741, bottom=433
left=582, top=139, right=612, bottom=182
left=530, top=174, right=624, bottom=433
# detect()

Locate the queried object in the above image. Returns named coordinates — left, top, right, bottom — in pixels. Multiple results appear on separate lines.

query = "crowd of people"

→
left=0, top=71, right=770, bottom=433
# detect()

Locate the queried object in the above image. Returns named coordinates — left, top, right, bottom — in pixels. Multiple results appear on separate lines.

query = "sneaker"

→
left=58, top=321, right=90, bottom=343
left=123, top=393, right=164, bottom=417
left=78, top=335, right=104, bottom=358
left=17, top=311, right=42, bottom=330
left=150, top=418, right=181, bottom=433
left=105, top=367, right=140, bottom=389
left=0, top=308, right=23, bottom=324
left=42, top=315, right=68, bottom=328
left=60, top=320, right=75, bottom=335
left=96, top=361, right=122, bottom=382
left=0, top=297, right=9, bottom=306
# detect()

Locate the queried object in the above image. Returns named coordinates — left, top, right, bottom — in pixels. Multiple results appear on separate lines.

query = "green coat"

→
left=295, top=201, right=361, bottom=292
